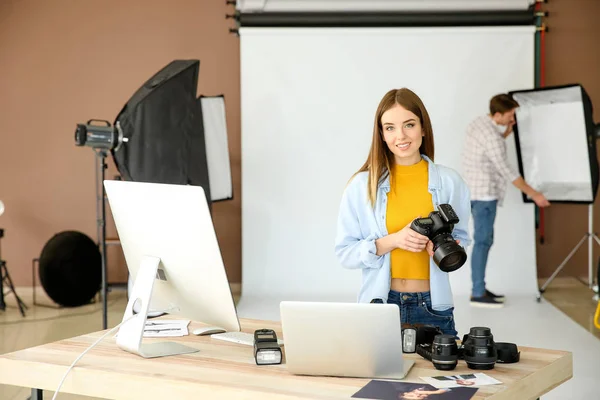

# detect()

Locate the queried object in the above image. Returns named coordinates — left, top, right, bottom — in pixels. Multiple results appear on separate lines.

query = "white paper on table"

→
left=420, top=373, right=502, bottom=389
left=142, top=319, right=190, bottom=337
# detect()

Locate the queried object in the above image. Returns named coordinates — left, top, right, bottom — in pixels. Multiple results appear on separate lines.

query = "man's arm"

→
left=483, top=133, right=521, bottom=184
left=512, top=176, right=538, bottom=198
left=512, top=176, right=550, bottom=207
left=483, top=135, right=550, bottom=208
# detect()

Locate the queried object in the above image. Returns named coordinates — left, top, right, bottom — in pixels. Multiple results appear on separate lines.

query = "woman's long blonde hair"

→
left=354, top=88, right=435, bottom=206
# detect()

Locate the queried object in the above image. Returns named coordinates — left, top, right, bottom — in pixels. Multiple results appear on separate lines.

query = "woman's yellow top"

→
left=386, top=159, right=434, bottom=280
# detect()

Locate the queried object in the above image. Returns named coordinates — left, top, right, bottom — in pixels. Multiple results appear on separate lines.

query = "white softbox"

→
left=200, top=95, right=234, bottom=202
left=510, top=84, right=599, bottom=203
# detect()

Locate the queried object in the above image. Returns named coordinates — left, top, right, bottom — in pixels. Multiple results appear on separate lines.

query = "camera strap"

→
left=495, top=342, right=520, bottom=363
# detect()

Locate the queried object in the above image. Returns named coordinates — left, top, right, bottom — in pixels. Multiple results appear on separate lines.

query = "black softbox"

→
left=111, top=60, right=211, bottom=202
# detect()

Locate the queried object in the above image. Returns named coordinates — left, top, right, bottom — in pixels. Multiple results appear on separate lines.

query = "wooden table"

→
left=0, top=318, right=572, bottom=399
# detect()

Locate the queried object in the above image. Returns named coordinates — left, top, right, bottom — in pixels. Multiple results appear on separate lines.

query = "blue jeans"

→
left=373, top=291, right=457, bottom=337
left=470, top=200, right=498, bottom=298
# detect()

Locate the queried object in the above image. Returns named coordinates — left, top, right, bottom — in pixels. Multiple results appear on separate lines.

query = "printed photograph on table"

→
left=421, top=373, right=502, bottom=389
left=352, top=380, right=478, bottom=400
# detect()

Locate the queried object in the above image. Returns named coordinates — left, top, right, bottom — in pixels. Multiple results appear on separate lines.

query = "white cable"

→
left=51, top=314, right=137, bottom=400
left=51, top=306, right=178, bottom=400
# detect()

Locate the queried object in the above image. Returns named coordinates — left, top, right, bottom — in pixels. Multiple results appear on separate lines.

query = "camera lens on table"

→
left=431, top=334, right=459, bottom=371
left=463, top=327, right=497, bottom=370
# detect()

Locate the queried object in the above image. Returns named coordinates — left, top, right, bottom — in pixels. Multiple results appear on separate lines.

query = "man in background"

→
left=462, top=94, right=550, bottom=308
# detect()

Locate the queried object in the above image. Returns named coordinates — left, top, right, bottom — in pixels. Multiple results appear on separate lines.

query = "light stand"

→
left=537, top=123, right=600, bottom=302
left=75, top=119, right=128, bottom=330
left=537, top=204, right=600, bottom=301
left=74, top=61, right=230, bottom=329
left=0, top=229, right=27, bottom=317
left=95, top=150, right=108, bottom=330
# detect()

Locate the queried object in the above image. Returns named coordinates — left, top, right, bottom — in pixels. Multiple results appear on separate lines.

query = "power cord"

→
left=51, top=313, right=138, bottom=400
left=51, top=305, right=179, bottom=400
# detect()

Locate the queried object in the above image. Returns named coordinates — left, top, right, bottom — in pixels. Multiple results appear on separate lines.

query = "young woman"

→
left=334, top=88, right=471, bottom=336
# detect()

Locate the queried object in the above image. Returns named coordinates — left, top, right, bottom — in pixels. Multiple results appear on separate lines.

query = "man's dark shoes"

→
left=485, top=289, right=505, bottom=302
left=470, top=294, right=504, bottom=308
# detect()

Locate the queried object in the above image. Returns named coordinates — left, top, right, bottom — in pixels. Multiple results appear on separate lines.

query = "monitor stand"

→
left=116, top=255, right=199, bottom=358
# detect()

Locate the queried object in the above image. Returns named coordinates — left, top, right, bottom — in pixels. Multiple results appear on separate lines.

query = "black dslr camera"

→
left=410, top=204, right=467, bottom=273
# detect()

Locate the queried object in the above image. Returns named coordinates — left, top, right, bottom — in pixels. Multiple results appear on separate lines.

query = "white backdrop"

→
left=240, top=26, right=538, bottom=303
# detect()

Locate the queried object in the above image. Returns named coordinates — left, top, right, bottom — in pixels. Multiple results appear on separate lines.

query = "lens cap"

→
left=469, top=327, right=492, bottom=337
left=434, top=334, right=457, bottom=345
left=496, top=342, right=520, bottom=363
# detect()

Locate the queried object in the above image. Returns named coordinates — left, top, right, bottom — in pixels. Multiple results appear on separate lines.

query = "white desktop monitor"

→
left=104, top=180, right=240, bottom=358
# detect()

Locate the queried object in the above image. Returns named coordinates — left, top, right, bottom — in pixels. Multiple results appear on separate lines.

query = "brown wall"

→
left=536, top=0, right=600, bottom=280
left=2, top=0, right=598, bottom=288
left=0, top=0, right=242, bottom=286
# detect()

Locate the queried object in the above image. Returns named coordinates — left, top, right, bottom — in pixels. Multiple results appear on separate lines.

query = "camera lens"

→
left=432, top=235, right=467, bottom=272
left=463, top=327, right=497, bottom=370
left=431, top=334, right=458, bottom=371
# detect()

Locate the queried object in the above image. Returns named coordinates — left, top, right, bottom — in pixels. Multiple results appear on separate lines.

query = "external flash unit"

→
left=402, top=326, right=417, bottom=353
left=253, top=329, right=282, bottom=365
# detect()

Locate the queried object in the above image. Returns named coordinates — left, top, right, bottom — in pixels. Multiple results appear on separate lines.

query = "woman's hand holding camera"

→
left=379, top=216, right=462, bottom=257
left=395, top=220, right=429, bottom=252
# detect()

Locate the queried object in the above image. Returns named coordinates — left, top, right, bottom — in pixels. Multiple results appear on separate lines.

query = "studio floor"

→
left=0, top=277, right=598, bottom=400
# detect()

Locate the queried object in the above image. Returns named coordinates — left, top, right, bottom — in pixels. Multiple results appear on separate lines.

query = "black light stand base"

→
left=537, top=204, right=600, bottom=303
left=1, top=260, right=28, bottom=317
left=536, top=288, right=545, bottom=303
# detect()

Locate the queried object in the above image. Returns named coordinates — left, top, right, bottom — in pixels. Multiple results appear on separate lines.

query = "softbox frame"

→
left=200, top=95, right=233, bottom=202
left=510, top=84, right=599, bottom=204
left=111, top=60, right=211, bottom=203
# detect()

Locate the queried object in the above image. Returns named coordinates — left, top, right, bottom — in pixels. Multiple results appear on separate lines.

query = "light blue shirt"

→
left=334, top=155, right=472, bottom=311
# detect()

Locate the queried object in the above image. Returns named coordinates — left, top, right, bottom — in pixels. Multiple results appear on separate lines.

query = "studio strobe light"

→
left=75, top=119, right=127, bottom=151
left=70, top=60, right=233, bottom=329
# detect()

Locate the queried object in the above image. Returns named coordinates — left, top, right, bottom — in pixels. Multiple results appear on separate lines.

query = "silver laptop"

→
left=280, top=301, right=415, bottom=379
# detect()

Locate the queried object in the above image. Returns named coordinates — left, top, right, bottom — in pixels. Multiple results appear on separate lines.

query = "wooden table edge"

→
left=0, top=319, right=575, bottom=400
left=485, top=351, right=573, bottom=400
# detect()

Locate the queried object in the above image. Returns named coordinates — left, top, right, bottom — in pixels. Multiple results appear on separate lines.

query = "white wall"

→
left=240, top=26, right=537, bottom=301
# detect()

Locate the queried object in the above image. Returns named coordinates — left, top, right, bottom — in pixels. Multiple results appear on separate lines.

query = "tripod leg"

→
left=1, top=261, right=27, bottom=317
left=540, top=234, right=588, bottom=293
left=592, top=234, right=600, bottom=294
left=6, top=275, right=26, bottom=317
left=0, top=286, right=5, bottom=311
left=0, top=262, right=6, bottom=311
